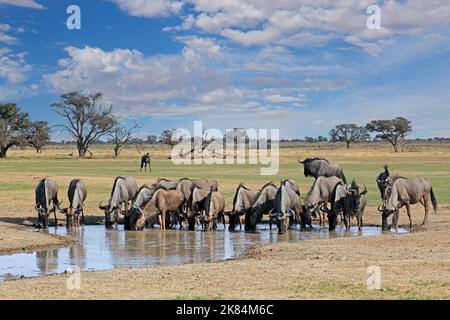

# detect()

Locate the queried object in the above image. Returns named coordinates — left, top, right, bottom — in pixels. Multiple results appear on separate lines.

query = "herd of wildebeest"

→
left=34, top=157, right=438, bottom=234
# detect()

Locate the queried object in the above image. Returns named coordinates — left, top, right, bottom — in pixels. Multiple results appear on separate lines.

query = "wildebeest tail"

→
left=430, top=187, right=438, bottom=213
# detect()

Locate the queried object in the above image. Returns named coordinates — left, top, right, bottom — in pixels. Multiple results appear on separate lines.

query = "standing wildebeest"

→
left=124, top=184, right=156, bottom=230
left=203, top=188, right=225, bottom=231
left=140, top=153, right=151, bottom=172
left=245, top=182, right=278, bottom=232
left=381, top=176, right=437, bottom=231
left=99, top=176, right=138, bottom=228
left=270, top=180, right=306, bottom=234
left=376, top=165, right=391, bottom=201
left=327, top=180, right=367, bottom=231
left=228, top=183, right=259, bottom=232
left=35, top=178, right=60, bottom=229
left=298, top=157, right=347, bottom=183
left=129, top=188, right=184, bottom=230
left=302, top=176, right=343, bottom=226
left=60, top=179, right=87, bottom=228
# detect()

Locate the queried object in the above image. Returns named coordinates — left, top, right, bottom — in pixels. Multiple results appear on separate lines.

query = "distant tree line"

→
left=0, top=91, right=445, bottom=158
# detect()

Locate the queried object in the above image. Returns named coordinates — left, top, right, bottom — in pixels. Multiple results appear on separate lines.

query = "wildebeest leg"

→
left=161, top=210, right=166, bottom=230
left=358, top=215, right=362, bottom=231
left=53, top=203, right=58, bottom=227
left=343, top=213, right=349, bottom=231
left=149, top=162, right=151, bottom=172
left=81, top=208, right=85, bottom=225
left=405, top=204, right=412, bottom=229
left=422, top=196, right=429, bottom=225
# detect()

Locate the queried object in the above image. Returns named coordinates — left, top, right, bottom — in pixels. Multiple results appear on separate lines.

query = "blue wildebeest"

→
left=140, top=153, right=151, bottom=172
left=60, top=179, right=87, bottom=228
left=381, top=176, right=437, bottom=231
left=154, top=178, right=179, bottom=190
left=176, top=177, right=219, bottom=229
left=203, top=187, right=226, bottom=231
left=270, top=180, right=306, bottom=234
left=297, top=157, right=347, bottom=183
left=244, top=182, right=278, bottom=232
left=124, top=184, right=156, bottom=230
left=228, top=183, right=259, bottom=232
left=128, top=188, right=184, bottom=230
left=327, top=180, right=367, bottom=231
left=35, top=178, right=60, bottom=228
left=302, top=176, right=343, bottom=226
left=99, top=176, right=138, bottom=228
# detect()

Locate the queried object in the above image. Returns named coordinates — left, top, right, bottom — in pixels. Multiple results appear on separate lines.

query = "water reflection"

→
left=0, top=224, right=407, bottom=281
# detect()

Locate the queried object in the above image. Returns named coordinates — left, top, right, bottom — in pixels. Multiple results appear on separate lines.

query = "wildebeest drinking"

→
left=60, top=179, right=87, bottom=228
left=245, top=182, right=278, bottom=232
left=302, top=176, right=343, bottom=226
left=99, top=176, right=138, bottom=228
left=35, top=178, right=60, bottom=229
left=228, top=183, right=259, bottom=231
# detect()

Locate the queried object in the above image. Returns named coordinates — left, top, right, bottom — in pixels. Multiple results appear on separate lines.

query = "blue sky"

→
left=1, top=0, right=449, bottom=140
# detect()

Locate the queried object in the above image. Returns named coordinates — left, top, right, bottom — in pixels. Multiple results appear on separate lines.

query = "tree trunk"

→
left=114, top=146, right=120, bottom=158
left=346, top=141, right=350, bottom=149
left=77, top=140, right=86, bottom=158
left=393, top=143, right=399, bottom=153
left=0, top=144, right=14, bottom=158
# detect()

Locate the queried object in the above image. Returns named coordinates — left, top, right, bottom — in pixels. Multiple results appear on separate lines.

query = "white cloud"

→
left=0, top=50, right=31, bottom=83
left=0, top=32, right=18, bottom=44
left=0, top=0, right=45, bottom=9
left=111, top=0, right=184, bottom=17
left=265, top=94, right=303, bottom=103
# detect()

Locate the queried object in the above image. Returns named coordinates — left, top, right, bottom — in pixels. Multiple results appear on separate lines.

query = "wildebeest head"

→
left=98, top=201, right=118, bottom=228
left=60, top=206, right=81, bottom=228
left=346, top=180, right=367, bottom=215
left=125, top=207, right=146, bottom=231
left=376, top=165, right=390, bottom=200
left=270, top=181, right=296, bottom=234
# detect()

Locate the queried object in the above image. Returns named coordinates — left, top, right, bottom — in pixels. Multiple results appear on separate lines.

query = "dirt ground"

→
left=0, top=206, right=449, bottom=300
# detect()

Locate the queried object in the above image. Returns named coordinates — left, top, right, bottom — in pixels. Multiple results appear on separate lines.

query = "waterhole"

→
left=0, top=224, right=407, bottom=281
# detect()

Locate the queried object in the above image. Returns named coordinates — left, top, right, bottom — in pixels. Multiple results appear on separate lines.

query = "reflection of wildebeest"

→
left=298, top=157, right=347, bottom=183
left=327, top=180, right=367, bottom=231
left=270, top=180, right=306, bottom=234
left=124, top=184, right=156, bottom=230
left=99, top=176, right=138, bottom=228
left=244, top=182, right=278, bottom=232
left=129, top=188, right=184, bottom=230
left=203, top=188, right=225, bottom=231
left=381, top=176, right=437, bottom=231
left=228, top=183, right=259, bottom=232
left=35, top=178, right=60, bottom=229
left=302, top=176, right=343, bottom=226
left=140, top=153, right=151, bottom=172
left=61, top=179, right=87, bottom=228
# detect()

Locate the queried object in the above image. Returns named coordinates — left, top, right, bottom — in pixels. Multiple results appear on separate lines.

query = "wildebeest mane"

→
left=68, top=178, right=80, bottom=207
left=110, top=176, right=125, bottom=198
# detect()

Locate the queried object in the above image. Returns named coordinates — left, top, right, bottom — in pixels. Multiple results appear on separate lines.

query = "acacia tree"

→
left=51, top=92, right=117, bottom=158
left=109, top=122, right=138, bottom=158
left=366, top=117, right=412, bottom=152
left=0, top=103, right=30, bottom=158
left=329, top=123, right=370, bottom=149
left=25, top=121, right=50, bottom=153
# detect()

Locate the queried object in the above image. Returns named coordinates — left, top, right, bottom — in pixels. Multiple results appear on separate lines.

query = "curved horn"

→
left=377, top=204, right=384, bottom=212
left=361, top=184, right=368, bottom=195
left=297, top=158, right=305, bottom=164
left=320, top=204, right=330, bottom=213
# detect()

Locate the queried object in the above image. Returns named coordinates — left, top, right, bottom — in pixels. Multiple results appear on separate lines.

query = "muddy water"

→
left=0, top=224, right=407, bottom=281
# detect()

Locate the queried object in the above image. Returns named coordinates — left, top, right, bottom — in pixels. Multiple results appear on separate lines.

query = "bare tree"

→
left=51, top=92, right=117, bottom=158
left=109, top=122, right=138, bottom=158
